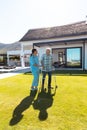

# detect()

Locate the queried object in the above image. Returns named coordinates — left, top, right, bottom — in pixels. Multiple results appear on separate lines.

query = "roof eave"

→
left=19, top=32, right=87, bottom=42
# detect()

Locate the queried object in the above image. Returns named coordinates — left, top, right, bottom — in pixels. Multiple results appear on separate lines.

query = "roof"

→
left=20, top=21, right=87, bottom=42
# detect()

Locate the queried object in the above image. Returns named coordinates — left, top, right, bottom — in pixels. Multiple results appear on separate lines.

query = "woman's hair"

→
left=31, top=49, right=37, bottom=56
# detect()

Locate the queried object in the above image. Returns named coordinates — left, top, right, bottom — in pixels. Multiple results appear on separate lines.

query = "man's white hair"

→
left=46, top=47, right=51, bottom=50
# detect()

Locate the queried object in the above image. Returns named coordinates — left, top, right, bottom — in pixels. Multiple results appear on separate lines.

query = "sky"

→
left=0, top=0, right=87, bottom=44
left=67, top=48, right=80, bottom=61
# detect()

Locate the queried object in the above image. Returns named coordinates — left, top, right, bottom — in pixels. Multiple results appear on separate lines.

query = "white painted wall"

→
left=85, top=42, right=87, bottom=69
left=38, top=47, right=47, bottom=64
left=7, top=50, right=21, bottom=55
left=20, top=41, right=33, bottom=46
left=51, top=43, right=83, bottom=49
left=52, top=50, right=58, bottom=62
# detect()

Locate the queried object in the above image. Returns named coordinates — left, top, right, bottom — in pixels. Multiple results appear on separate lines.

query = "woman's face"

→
left=34, top=50, right=38, bottom=55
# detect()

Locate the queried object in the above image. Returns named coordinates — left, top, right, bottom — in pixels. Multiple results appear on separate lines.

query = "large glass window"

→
left=0, top=56, right=4, bottom=62
left=0, top=55, right=7, bottom=65
left=66, top=48, right=82, bottom=67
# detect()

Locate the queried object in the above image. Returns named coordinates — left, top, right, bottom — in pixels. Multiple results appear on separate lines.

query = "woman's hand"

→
left=34, top=64, right=39, bottom=67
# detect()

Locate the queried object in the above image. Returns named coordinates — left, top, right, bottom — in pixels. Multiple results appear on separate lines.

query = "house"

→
left=19, top=21, right=87, bottom=70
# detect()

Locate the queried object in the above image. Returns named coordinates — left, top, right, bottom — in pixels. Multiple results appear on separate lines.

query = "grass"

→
left=0, top=71, right=87, bottom=130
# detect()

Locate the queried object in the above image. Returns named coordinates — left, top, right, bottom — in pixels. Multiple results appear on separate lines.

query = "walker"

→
left=38, top=66, right=58, bottom=94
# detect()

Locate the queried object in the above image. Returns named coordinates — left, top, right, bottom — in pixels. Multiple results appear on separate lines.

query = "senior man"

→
left=41, top=48, right=53, bottom=91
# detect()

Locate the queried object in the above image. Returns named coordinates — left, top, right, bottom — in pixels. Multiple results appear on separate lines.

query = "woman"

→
left=30, top=49, right=39, bottom=91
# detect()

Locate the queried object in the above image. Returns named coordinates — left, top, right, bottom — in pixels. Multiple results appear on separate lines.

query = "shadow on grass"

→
left=32, top=86, right=57, bottom=121
left=9, top=90, right=37, bottom=126
left=9, top=86, right=58, bottom=125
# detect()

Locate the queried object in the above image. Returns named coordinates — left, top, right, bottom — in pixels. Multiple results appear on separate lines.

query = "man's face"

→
left=46, top=49, right=50, bottom=55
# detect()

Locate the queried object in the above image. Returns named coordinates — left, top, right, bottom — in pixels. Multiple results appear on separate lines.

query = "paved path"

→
left=0, top=67, right=30, bottom=79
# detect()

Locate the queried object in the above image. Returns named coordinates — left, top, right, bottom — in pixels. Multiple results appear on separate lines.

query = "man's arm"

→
left=51, top=55, right=54, bottom=65
left=41, top=54, right=44, bottom=67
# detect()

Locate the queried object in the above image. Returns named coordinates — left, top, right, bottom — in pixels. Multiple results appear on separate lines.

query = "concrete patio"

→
left=0, top=67, right=30, bottom=79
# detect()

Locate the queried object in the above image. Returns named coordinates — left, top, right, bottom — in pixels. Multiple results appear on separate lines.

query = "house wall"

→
left=38, top=42, right=83, bottom=59
left=85, top=42, right=87, bottom=69
left=38, top=47, right=46, bottom=63
left=20, top=39, right=86, bottom=69
left=52, top=49, right=58, bottom=62
left=20, top=41, right=33, bottom=46
left=21, top=35, right=87, bottom=45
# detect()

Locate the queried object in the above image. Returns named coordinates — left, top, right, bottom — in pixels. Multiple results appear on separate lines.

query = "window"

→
left=0, top=55, right=7, bottom=65
left=0, top=56, right=4, bottom=62
left=66, top=48, right=82, bottom=67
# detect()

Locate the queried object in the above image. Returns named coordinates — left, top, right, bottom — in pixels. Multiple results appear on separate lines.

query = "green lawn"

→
left=0, top=72, right=87, bottom=130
